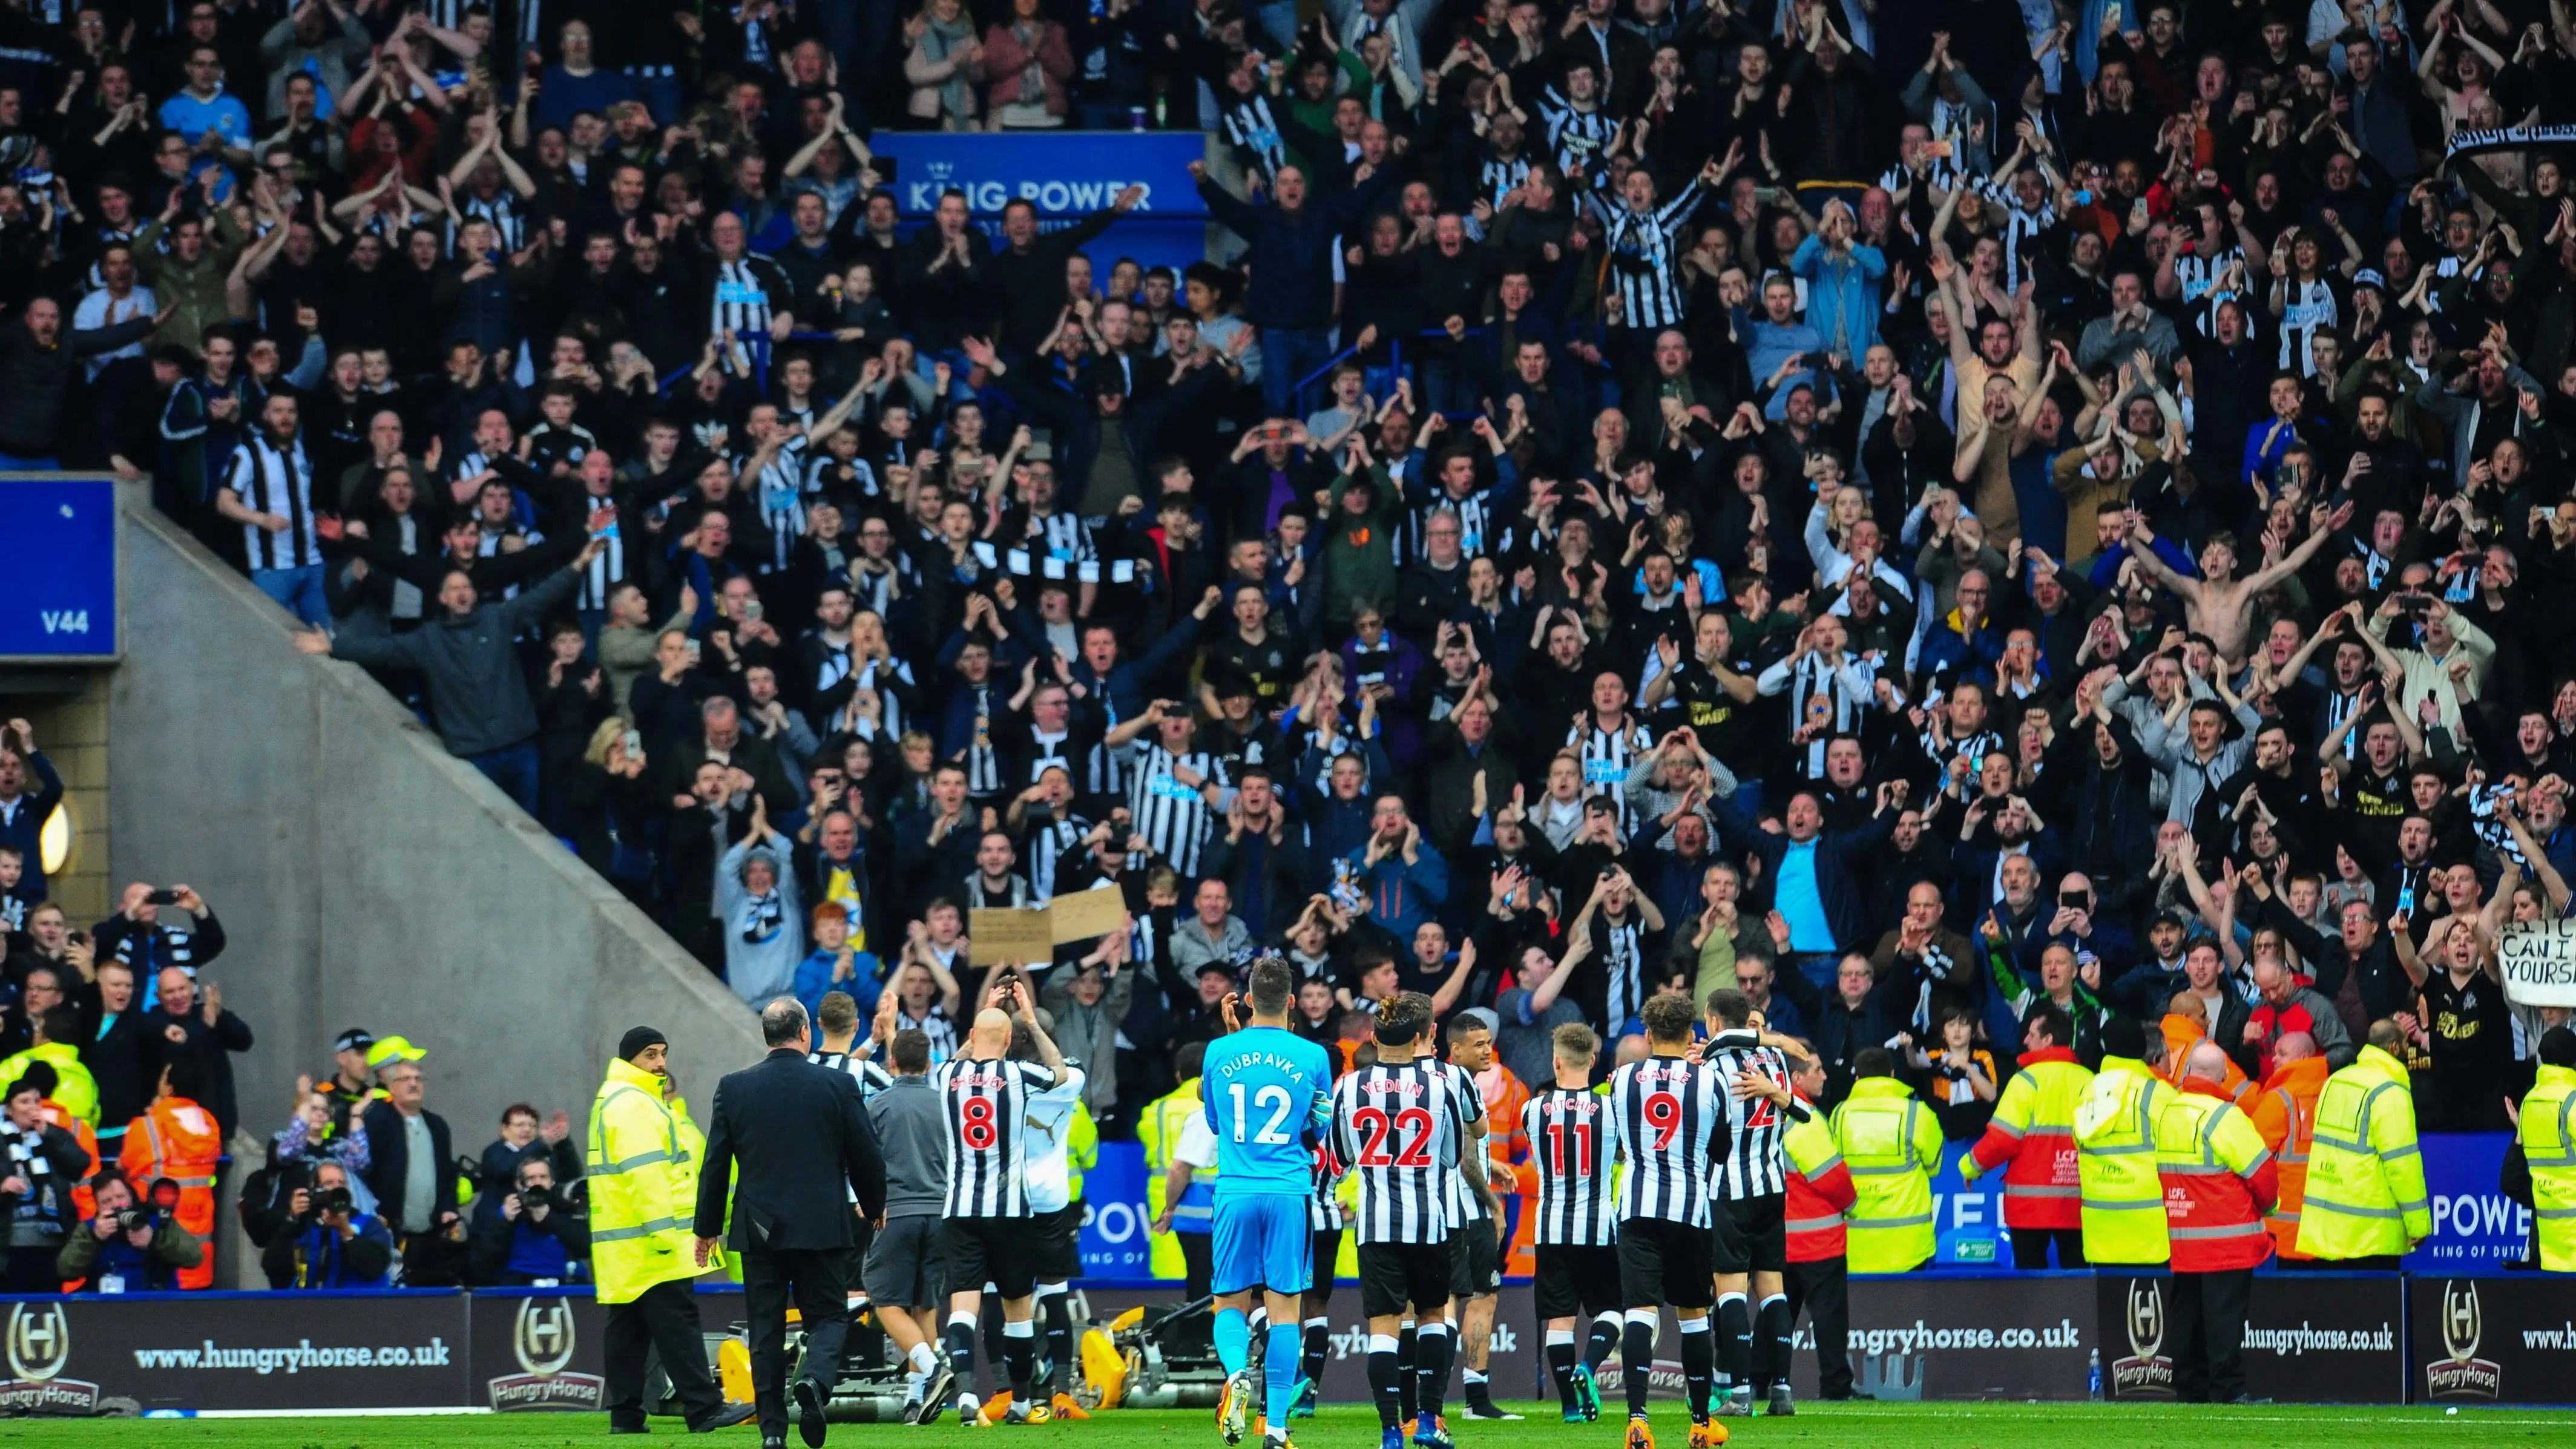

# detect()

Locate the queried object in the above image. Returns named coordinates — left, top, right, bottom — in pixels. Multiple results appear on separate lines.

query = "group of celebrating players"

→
left=1180, top=958, right=1809, bottom=1449
left=864, top=953, right=1809, bottom=1446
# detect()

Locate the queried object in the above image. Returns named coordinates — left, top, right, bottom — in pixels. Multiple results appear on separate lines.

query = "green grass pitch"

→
left=1, top=1403, right=2563, bottom=1448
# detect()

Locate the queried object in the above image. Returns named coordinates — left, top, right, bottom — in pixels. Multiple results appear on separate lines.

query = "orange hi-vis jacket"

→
left=1965, top=1046, right=2091, bottom=1230
left=2247, top=1055, right=2328, bottom=1260
left=2155, top=1078, right=2279, bottom=1273
left=1784, top=1094, right=1858, bottom=1261
left=121, top=1095, right=222, bottom=1290
left=39, top=1099, right=102, bottom=1222
left=2157, top=1014, right=2251, bottom=1102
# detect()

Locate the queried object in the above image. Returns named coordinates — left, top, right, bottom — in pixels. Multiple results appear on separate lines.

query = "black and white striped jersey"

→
left=1605, top=1054, right=1727, bottom=1227
left=451, top=188, right=527, bottom=255
left=1580, top=180, right=1702, bottom=332
left=1876, top=154, right=1965, bottom=203
left=809, top=1045, right=896, bottom=1098
left=1329, top=1059, right=1469, bottom=1245
left=1916, top=724, right=2008, bottom=786
left=813, top=1042, right=897, bottom=1212
left=2170, top=246, right=2247, bottom=337
left=708, top=257, right=788, bottom=339
left=1757, top=649, right=1877, bottom=780
left=1586, top=909, right=1650, bottom=1039
left=225, top=432, right=323, bottom=571
left=895, top=1001, right=959, bottom=1063
left=1434, top=1058, right=1490, bottom=1225
left=958, top=681, right=1004, bottom=796
left=1536, top=89, right=1614, bottom=187
left=1125, top=741, right=1226, bottom=879
left=1083, top=695, right=1133, bottom=798
left=1310, top=1141, right=1347, bottom=1231
left=849, top=658, right=913, bottom=741
left=574, top=493, right=624, bottom=609
left=2277, top=276, right=2339, bottom=375
left=749, top=439, right=811, bottom=574
left=931, top=1054, right=1056, bottom=1218
left=1965, top=177, right=2054, bottom=295
left=1522, top=1086, right=1620, bottom=1246
left=1026, top=815, right=1087, bottom=903
left=1217, top=92, right=1289, bottom=181
left=1013, top=508, right=1096, bottom=566
left=1697, top=1028, right=1804, bottom=1200
left=806, top=453, right=881, bottom=501
left=1474, top=151, right=1533, bottom=211
left=1570, top=717, right=1652, bottom=829
left=1409, top=494, right=1496, bottom=564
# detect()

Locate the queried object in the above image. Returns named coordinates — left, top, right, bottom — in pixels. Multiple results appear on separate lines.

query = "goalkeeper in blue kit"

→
left=1203, top=956, right=1335, bottom=1449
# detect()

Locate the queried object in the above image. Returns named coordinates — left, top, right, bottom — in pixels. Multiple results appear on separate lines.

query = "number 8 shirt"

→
left=933, top=1053, right=1059, bottom=1218
left=1330, top=1059, right=1471, bottom=1244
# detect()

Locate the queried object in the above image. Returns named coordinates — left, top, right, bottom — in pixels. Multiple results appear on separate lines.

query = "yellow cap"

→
left=366, top=1035, right=426, bottom=1070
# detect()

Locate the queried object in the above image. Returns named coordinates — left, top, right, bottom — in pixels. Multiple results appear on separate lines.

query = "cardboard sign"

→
left=1045, top=886, right=1128, bottom=944
left=2496, top=919, right=2576, bottom=1007
left=968, top=908, right=1053, bottom=967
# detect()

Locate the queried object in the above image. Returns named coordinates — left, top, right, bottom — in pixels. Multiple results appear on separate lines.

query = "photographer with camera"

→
left=472, top=1101, right=580, bottom=1232
left=467, top=1154, right=591, bottom=1285
left=261, top=1159, right=396, bottom=1289
left=58, top=1168, right=203, bottom=1292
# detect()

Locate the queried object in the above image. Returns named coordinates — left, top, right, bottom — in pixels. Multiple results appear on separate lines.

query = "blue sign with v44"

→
left=0, top=479, right=117, bottom=659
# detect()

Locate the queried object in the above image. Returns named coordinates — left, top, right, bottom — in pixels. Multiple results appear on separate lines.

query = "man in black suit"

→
left=694, top=1000, right=887, bottom=1449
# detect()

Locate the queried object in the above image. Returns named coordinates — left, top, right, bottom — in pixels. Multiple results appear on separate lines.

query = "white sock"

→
left=905, top=1370, right=928, bottom=1402
left=910, top=1343, right=942, bottom=1375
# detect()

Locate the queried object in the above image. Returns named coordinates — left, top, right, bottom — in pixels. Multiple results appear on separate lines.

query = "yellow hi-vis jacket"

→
left=1828, top=1076, right=1940, bottom=1273
left=2074, top=1054, right=2175, bottom=1266
left=1137, top=1078, right=1209, bottom=1279
left=0, top=1043, right=97, bottom=1125
left=588, top=1057, right=718, bottom=1304
left=2518, top=1063, right=2576, bottom=1272
left=2295, top=1045, right=2430, bottom=1261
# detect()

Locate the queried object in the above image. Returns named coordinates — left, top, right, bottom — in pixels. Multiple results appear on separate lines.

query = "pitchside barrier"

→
left=1, top=1273, right=2569, bottom=1415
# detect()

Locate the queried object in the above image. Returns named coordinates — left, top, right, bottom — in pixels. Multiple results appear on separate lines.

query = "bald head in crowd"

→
left=2273, top=1031, right=2318, bottom=1063
left=2181, top=1041, right=2232, bottom=1084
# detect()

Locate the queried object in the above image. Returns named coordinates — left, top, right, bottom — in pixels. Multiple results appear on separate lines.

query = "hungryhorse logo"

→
left=488, top=1298, right=603, bottom=1412
left=6, top=1304, right=67, bottom=1382
left=517, top=1299, right=577, bottom=1376
left=2108, top=1278, right=2175, bottom=1399
left=2423, top=1280, right=2502, bottom=1400
left=0, top=1303, right=98, bottom=1415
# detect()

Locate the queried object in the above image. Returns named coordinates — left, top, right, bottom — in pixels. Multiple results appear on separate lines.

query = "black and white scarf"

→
left=740, top=891, right=785, bottom=945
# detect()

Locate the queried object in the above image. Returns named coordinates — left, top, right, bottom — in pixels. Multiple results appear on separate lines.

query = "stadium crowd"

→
left=8, top=0, right=2576, bottom=1302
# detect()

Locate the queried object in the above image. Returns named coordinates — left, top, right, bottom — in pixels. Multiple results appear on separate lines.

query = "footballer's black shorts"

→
left=1617, top=1216, right=1713, bottom=1309
left=941, top=1217, right=1036, bottom=1300
left=1033, top=1201, right=1084, bottom=1281
left=1309, top=1228, right=1342, bottom=1293
left=1357, top=1240, right=1454, bottom=1319
left=1447, top=1218, right=1502, bottom=1298
left=1708, top=1192, right=1788, bottom=1276
left=1533, top=1243, right=1623, bottom=1319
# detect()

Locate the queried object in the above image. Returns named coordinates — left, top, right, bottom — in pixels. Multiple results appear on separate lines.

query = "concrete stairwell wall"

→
left=107, top=490, right=763, bottom=1273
